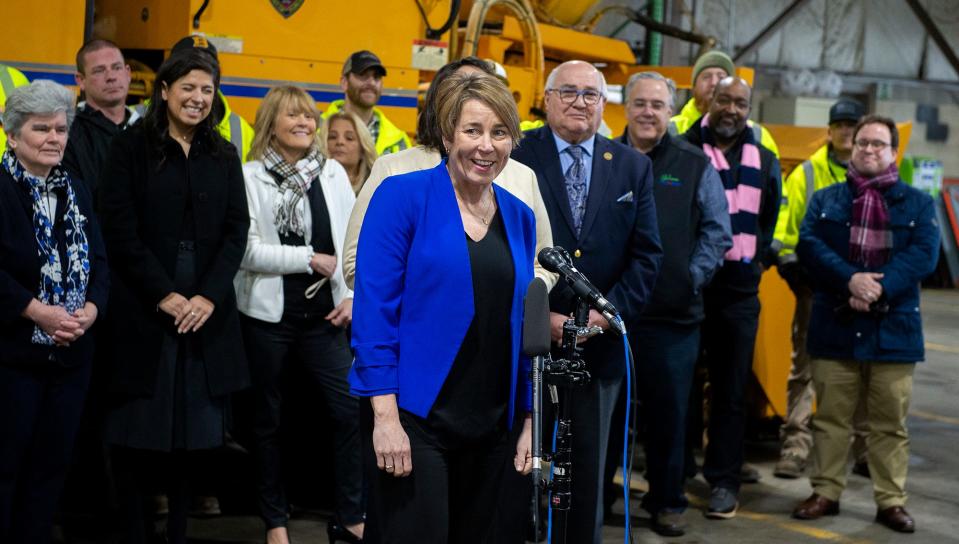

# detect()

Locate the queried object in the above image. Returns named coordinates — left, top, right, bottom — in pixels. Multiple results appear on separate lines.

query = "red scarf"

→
left=847, top=163, right=898, bottom=267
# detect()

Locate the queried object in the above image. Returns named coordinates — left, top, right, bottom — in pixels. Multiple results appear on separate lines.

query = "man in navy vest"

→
left=618, top=71, right=731, bottom=537
left=681, top=77, right=781, bottom=520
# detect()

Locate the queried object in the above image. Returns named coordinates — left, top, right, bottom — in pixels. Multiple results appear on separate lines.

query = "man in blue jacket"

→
left=792, top=115, right=939, bottom=534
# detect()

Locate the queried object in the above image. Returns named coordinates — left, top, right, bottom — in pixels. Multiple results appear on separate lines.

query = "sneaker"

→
left=651, top=510, right=687, bottom=537
left=740, top=463, right=761, bottom=483
left=706, top=487, right=738, bottom=519
left=774, top=453, right=806, bottom=479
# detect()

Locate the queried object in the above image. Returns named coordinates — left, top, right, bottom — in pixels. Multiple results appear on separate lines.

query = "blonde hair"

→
left=434, top=72, right=522, bottom=150
left=248, top=85, right=323, bottom=162
left=320, top=110, right=377, bottom=193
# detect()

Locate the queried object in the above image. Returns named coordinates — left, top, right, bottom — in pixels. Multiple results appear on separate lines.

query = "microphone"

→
left=538, top=247, right=627, bottom=335
left=523, top=278, right=552, bottom=357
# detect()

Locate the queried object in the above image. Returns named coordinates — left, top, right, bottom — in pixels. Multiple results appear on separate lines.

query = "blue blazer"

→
left=348, top=162, right=536, bottom=424
left=511, top=126, right=663, bottom=378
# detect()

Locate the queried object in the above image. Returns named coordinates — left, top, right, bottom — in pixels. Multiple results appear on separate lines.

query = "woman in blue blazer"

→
left=349, top=72, right=535, bottom=542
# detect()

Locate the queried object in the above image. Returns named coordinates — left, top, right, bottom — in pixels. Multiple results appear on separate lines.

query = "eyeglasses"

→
left=546, top=87, right=603, bottom=106
left=854, top=139, right=890, bottom=151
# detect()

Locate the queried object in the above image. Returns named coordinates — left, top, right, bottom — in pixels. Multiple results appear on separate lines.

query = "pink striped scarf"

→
left=847, top=163, right=898, bottom=267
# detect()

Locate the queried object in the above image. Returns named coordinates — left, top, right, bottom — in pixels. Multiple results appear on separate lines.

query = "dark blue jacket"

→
left=511, top=126, right=662, bottom=378
left=348, top=163, right=536, bottom=424
left=0, top=167, right=109, bottom=368
left=798, top=180, right=939, bottom=362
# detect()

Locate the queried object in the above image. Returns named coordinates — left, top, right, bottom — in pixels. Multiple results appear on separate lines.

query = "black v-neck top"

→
left=426, top=209, right=515, bottom=444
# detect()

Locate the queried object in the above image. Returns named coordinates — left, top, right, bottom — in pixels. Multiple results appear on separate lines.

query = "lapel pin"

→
left=604, top=152, right=613, bottom=160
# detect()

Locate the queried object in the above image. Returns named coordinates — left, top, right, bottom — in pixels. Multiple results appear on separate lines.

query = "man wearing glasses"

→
left=511, top=60, right=662, bottom=543
left=617, top=71, right=731, bottom=537
left=792, top=115, right=938, bottom=534
left=681, top=76, right=781, bottom=520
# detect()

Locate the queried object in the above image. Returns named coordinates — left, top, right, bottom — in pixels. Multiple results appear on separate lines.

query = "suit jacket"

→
left=97, top=124, right=250, bottom=397
left=0, top=167, right=109, bottom=368
left=512, top=126, right=663, bottom=377
left=348, top=162, right=536, bottom=424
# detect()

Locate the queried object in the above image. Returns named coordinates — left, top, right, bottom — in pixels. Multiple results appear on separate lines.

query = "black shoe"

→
left=651, top=510, right=687, bottom=537
left=740, top=463, right=761, bottom=484
left=327, top=521, right=363, bottom=544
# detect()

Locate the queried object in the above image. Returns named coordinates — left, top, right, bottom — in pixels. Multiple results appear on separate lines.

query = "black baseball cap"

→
left=829, top=98, right=865, bottom=124
left=342, top=50, right=386, bottom=77
left=171, top=35, right=218, bottom=62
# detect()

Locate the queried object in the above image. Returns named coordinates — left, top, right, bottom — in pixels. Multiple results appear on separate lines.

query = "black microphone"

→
left=538, top=247, right=627, bottom=335
left=522, top=278, right=551, bottom=357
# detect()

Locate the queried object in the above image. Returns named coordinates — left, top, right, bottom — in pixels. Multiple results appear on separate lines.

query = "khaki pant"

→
left=779, top=290, right=868, bottom=462
left=809, top=359, right=915, bottom=509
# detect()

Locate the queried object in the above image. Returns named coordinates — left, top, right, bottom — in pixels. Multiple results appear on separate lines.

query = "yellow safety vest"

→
left=668, top=98, right=780, bottom=158
left=323, top=100, right=410, bottom=156
left=773, top=144, right=847, bottom=261
left=0, top=64, right=30, bottom=153
left=132, top=92, right=253, bottom=162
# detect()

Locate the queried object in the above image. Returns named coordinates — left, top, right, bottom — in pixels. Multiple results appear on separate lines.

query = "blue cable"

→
left=547, top=418, right=558, bottom=544
left=620, top=325, right=632, bottom=544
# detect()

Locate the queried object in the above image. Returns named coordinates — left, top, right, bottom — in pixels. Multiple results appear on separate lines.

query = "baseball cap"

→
left=171, top=35, right=218, bottom=62
left=829, top=98, right=865, bottom=124
left=342, top=50, right=386, bottom=77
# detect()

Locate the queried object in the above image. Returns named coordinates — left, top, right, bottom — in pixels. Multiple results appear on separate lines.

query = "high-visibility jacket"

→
left=0, top=64, right=30, bottom=152
left=133, top=91, right=254, bottom=162
left=323, top=100, right=410, bottom=156
left=773, top=144, right=846, bottom=262
left=669, top=98, right=780, bottom=158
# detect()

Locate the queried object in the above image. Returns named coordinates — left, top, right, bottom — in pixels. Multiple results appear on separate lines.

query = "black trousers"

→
left=362, top=405, right=509, bottom=543
left=0, top=361, right=91, bottom=544
left=241, top=313, right=362, bottom=528
left=701, top=290, right=761, bottom=492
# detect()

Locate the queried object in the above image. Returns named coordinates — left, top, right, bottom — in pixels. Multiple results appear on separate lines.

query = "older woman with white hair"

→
left=0, top=80, right=109, bottom=544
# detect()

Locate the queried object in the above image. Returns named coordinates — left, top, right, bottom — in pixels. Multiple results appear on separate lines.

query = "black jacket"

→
left=0, top=166, right=109, bottom=368
left=97, top=124, right=250, bottom=397
left=511, top=126, right=663, bottom=378
left=682, top=117, right=781, bottom=294
left=62, top=104, right=134, bottom=204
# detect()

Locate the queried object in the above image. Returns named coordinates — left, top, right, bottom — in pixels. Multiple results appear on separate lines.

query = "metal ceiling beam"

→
left=732, top=0, right=812, bottom=63
left=904, top=0, right=959, bottom=79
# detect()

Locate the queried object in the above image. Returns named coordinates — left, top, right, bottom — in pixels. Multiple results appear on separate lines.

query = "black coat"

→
left=511, top=126, right=663, bottom=377
left=62, top=104, right=133, bottom=204
left=97, top=124, right=250, bottom=397
left=0, top=166, right=109, bottom=368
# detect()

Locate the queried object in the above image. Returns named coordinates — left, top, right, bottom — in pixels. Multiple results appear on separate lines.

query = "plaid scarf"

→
left=263, top=146, right=325, bottom=237
left=847, top=163, right=898, bottom=267
left=2, top=150, right=90, bottom=345
left=699, top=114, right=763, bottom=263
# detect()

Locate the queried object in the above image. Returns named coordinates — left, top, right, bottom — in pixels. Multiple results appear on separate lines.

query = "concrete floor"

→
left=79, top=289, right=959, bottom=543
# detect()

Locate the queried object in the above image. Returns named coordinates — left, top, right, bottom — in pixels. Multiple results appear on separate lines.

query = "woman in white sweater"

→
left=235, top=86, right=362, bottom=544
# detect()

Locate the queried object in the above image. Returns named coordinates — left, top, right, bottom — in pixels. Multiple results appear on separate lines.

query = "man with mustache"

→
left=681, top=76, right=781, bottom=520
left=324, top=50, right=411, bottom=156
left=63, top=39, right=138, bottom=203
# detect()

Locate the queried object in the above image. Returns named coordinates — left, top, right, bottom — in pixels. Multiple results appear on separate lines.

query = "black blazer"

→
left=0, top=167, right=109, bottom=368
left=97, top=124, right=250, bottom=397
left=511, top=126, right=663, bottom=377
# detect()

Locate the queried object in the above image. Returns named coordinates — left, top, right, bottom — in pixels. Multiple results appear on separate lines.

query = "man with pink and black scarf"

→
left=681, top=76, right=781, bottom=520
left=791, top=115, right=939, bottom=534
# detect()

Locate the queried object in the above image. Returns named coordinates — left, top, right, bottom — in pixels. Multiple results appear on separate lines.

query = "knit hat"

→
left=692, top=50, right=735, bottom=85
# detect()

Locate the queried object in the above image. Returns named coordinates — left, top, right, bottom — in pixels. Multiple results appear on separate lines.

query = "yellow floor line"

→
left=911, top=409, right=959, bottom=426
left=613, top=470, right=874, bottom=543
left=925, top=342, right=959, bottom=355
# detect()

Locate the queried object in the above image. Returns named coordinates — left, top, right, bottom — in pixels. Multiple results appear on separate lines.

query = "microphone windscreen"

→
left=522, top=278, right=552, bottom=357
left=537, top=247, right=565, bottom=274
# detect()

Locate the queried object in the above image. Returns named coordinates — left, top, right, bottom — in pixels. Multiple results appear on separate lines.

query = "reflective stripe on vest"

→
left=134, top=103, right=147, bottom=117
left=751, top=123, right=763, bottom=144
left=0, top=68, right=15, bottom=98
left=228, top=113, right=242, bottom=159
left=667, top=121, right=679, bottom=137
left=802, top=160, right=815, bottom=204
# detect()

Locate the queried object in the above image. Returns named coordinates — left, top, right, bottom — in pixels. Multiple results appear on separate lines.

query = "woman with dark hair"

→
left=0, top=80, right=109, bottom=544
left=97, top=49, right=249, bottom=544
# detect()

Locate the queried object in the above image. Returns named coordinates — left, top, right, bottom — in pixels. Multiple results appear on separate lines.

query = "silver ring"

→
left=191, top=311, right=197, bottom=316
left=385, top=465, right=394, bottom=470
